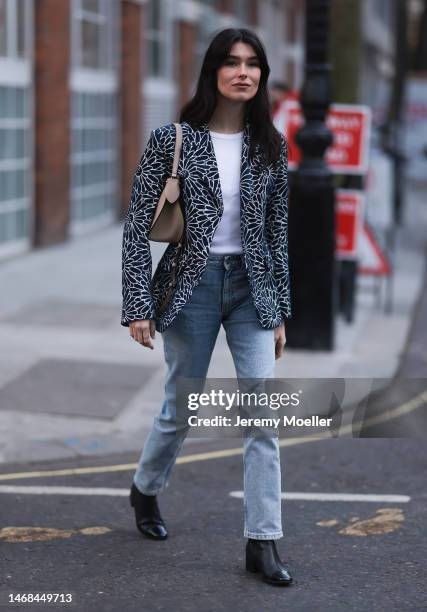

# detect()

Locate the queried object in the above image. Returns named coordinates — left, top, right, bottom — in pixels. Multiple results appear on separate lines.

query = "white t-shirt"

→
left=209, top=130, right=243, bottom=254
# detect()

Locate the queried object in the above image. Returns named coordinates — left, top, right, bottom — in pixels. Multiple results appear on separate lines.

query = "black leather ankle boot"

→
left=246, top=539, right=292, bottom=585
left=130, top=483, right=168, bottom=540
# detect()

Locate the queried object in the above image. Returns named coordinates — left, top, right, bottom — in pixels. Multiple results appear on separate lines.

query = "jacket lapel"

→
left=239, top=125, right=253, bottom=216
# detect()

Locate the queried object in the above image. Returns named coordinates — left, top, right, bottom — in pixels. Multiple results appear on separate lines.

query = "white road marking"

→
left=229, top=491, right=411, bottom=503
left=0, top=485, right=411, bottom=503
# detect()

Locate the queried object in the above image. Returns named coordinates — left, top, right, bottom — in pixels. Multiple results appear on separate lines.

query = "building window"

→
left=0, top=0, right=32, bottom=256
left=145, top=0, right=169, bottom=78
left=70, top=91, right=118, bottom=225
left=0, top=0, right=7, bottom=56
left=142, top=0, right=176, bottom=144
left=0, top=0, right=30, bottom=58
left=70, top=0, right=120, bottom=229
left=73, top=0, right=116, bottom=70
left=0, top=85, right=31, bottom=246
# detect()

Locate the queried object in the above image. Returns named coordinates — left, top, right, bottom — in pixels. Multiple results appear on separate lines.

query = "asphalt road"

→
left=0, top=434, right=426, bottom=612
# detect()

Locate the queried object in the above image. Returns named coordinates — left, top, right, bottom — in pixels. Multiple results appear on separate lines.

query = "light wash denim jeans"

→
left=134, top=253, right=283, bottom=540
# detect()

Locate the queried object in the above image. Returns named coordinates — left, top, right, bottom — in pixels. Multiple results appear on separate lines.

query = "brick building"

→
left=0, top=0, right=304, bottom=259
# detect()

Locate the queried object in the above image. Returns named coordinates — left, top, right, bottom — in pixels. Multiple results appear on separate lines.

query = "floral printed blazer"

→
left=121, top=121, right=291, bottom=333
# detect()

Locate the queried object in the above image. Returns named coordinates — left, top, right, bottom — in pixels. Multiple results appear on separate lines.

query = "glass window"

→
left=81, top=19, right=101, bottom=67
left=16, top=0, right=27, bottom=57
left=0, top=85, right=31, bottom=250
left=75, top=0, right=114, bottom=69
left=0, top=0, right=7, bottom=56
left=70, top=90, right=118, bottom=224
left=82, top=0, right=99, bottom=12
left=0, top=0, right=29, bottom=58
left=145, top=0, right=167, bottom=77
left=70, top=1, right=119, bottom=229
left=0, top=0, right=31, bottom=254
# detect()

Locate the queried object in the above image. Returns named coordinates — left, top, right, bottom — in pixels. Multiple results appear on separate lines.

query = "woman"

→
left=121, top=28, right=292, bottom=586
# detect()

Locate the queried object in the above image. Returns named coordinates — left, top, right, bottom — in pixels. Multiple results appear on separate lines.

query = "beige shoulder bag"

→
left=148, top=123, right=184, bottom=244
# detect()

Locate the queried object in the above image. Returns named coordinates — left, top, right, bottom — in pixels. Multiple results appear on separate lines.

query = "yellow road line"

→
left=0, top=388, right=425, bottom=482
left=0, top=463, right=138, bottom=481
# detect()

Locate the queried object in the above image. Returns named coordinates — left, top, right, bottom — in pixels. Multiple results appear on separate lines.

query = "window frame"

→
left=72, top=0, right=116, bottom=71
left=0, top=0, right=31, bottom=59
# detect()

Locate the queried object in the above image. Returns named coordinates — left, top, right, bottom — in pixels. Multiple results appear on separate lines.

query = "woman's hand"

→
left=129, top=320, right=156, bottom=350
left=274, top=323, right=286, bottom=360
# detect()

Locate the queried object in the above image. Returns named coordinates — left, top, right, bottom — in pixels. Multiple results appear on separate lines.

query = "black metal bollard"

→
left=287, top=0, right=337, bottom=350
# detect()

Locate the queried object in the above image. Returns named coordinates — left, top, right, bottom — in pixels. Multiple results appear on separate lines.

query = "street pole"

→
left=330, top=0, right=362, bottom=324
left=287, top=0, right=336, bottom=350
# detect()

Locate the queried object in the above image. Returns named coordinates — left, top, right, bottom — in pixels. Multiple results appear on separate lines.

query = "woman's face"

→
left=216, top=41, right=261, bottom=103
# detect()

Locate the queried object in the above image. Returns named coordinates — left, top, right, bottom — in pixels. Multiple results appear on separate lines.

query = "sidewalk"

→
left=0, top=181, right=425, bottom=464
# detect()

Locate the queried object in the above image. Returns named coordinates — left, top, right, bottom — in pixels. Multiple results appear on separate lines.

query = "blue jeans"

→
left=134, top=253, right=283, bottom=540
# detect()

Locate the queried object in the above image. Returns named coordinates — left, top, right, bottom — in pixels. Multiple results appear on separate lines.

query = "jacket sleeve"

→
left=265, top=134, right=292, bottom=320
left=121, top=128, right=171, bottom=326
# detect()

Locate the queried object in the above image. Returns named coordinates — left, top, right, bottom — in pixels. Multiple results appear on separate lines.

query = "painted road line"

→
left=0, top=485, right=129, bottom=496
left=0, top=485, right=411, bottom=503
left=229, top=491, right=411, bottom=503
left=0, top=463, right=138, bottom=482
left=0, top=438, right=323, bottom=482
left=0, top=387, right=426, bottom=482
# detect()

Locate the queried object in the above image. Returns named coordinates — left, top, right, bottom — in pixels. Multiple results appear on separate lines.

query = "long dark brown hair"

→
left=179, top=28, right=283, bottom=166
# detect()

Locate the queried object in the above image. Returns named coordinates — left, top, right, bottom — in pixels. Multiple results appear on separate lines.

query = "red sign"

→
left=358, top=222, right=391, bottom=276
left=282, top=101, right=371, bottom=174
left=335, top=190, right=364, bottom=259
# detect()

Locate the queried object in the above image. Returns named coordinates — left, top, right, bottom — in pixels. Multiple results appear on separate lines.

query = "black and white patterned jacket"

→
left=121, top=120, right=291, bottom=332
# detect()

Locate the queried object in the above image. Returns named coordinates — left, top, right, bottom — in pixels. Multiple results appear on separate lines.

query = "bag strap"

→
left=171, top=123, right=182, bottom=178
